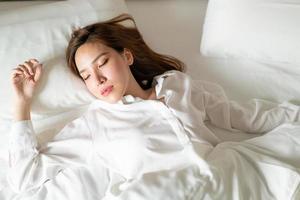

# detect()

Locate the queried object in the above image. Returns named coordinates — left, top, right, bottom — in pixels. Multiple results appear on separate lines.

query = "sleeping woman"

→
left=9, top=14, right=300, bottom=199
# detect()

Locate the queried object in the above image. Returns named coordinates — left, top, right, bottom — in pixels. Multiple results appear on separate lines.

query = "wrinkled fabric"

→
left=6, top=70, right=300, bottom=199
left=114, top=123, right=300, bottom=200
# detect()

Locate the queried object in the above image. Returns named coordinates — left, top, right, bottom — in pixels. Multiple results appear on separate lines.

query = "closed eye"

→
left=83, top=59, right=109, bottom=81
left=83, top=75, right=90, bottom=80
left=99, top=59, right=108, bottom=68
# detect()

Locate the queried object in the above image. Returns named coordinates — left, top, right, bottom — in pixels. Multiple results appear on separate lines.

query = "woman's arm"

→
left=11, top=59, right=42, bottom=118
left=200, top=81, right=300, bottom=134
left=13, top=101, right=31, bottom=121
left=8, top=59, right=95, bottom=194
left=8, top=116, right=94, bottom=194
left=156, top=71, right=300, bottom=136
left=222, top=99, right=299, bottom=133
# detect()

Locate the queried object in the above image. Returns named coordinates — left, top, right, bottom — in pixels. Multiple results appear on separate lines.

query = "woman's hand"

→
left=11, top=59, right=43, bottom=104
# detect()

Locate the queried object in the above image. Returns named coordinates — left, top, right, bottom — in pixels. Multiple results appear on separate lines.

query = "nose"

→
left=96, top=75, right=106, bottom=86
left=97, top=80, right=104, bottom=86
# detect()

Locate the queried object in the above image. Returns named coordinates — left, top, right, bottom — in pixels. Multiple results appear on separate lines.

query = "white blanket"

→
left=114, top=122, right=300, bottom=200
left=2, top=124, right=300, bottom=199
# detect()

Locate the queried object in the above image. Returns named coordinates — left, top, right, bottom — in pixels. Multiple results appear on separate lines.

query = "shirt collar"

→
left=118, top=94, right=143, bottom=105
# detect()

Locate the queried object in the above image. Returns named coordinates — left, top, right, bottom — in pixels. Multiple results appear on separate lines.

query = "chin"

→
left=106, top=99, right=119, bottom=104
left=104, top=95, right=122, bottom=104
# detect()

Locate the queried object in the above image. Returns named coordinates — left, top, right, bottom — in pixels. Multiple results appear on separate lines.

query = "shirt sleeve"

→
left=194, top=79, right=300, bottom=134
left=155, top=70, right=300, bottom=135
left=7, top=116, right=93, bottom=194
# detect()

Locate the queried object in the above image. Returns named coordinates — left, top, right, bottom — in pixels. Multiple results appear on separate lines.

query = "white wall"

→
left=126, top=0, right=207, bottom=72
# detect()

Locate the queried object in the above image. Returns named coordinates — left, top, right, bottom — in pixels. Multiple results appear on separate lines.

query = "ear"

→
left=123, top=48, right=134, bottom=66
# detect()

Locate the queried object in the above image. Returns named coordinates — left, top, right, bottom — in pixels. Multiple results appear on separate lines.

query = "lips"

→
left=101, top=85, right=113, bottom=96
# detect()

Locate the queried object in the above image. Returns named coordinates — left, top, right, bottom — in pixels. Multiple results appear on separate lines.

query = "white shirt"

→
left=7, top=70, right=300, bottom=199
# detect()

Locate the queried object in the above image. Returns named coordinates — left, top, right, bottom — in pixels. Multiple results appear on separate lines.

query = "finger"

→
left=11, top=70, right=23, bottom=76
left=11, top=72, right=21, bottom=79
left=18, top=64, right=31, bottom=77
left=11, top=67, right=24, bottom=73
left=29, top=58, right=39, bottom=64
left=11, top=69, right=24, bottom=82
left=13, top=64, right=25, bottom=74
left=31, top=60, right=43, bottom=70
left=11, top=71, right=23, bottom=80
left=24, top=61, right=34, bottom=75
left=34, top=64, right=42, bottom=82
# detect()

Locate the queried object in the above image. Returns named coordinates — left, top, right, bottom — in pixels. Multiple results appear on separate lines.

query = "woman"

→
left=9, top=14, right=300, bottom=199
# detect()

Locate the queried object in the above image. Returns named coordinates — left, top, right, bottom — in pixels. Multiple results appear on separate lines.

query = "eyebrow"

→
left=79, top=52, right=108, bottom=74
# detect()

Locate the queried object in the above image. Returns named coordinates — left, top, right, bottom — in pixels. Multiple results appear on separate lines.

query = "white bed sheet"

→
left=0, top=0, right=300, bottom=198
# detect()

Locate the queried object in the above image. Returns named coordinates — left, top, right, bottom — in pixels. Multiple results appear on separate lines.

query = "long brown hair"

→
left=66, top=13, right=185, bottom=89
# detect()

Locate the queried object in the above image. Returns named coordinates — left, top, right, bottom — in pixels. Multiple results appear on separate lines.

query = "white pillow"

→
left=200, top=0, right=300, bottom=65
left=0, top=0, right=128, bottom=120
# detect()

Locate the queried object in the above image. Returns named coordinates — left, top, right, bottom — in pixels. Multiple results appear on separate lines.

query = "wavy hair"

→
left=66, top=13, right=185, bottom=89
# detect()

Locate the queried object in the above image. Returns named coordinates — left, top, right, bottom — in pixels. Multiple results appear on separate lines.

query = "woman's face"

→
left=75, top=41, right=133, bottom=104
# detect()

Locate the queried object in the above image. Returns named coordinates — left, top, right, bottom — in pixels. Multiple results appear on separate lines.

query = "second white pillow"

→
left=200, top=0, right=300, bottom=65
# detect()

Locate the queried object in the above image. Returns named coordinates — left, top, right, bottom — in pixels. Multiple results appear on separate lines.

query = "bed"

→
left=0, top=0, right=299, bottom=199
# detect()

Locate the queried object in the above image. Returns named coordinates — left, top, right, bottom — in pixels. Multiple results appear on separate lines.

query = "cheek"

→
left=85, top=82, right=99, bottom=95
left=101, top=68, right=116, bottom=79
left=102, top=60, right=124, bottom=80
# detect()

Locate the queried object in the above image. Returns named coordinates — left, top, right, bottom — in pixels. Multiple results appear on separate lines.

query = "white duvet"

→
left=1, top=71, right=300, bottom=200
left=115, top=122, right=300, bottom=200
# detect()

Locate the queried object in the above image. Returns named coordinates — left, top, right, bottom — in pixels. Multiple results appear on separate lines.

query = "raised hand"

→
left=11, top=58, right=43, bottom=104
